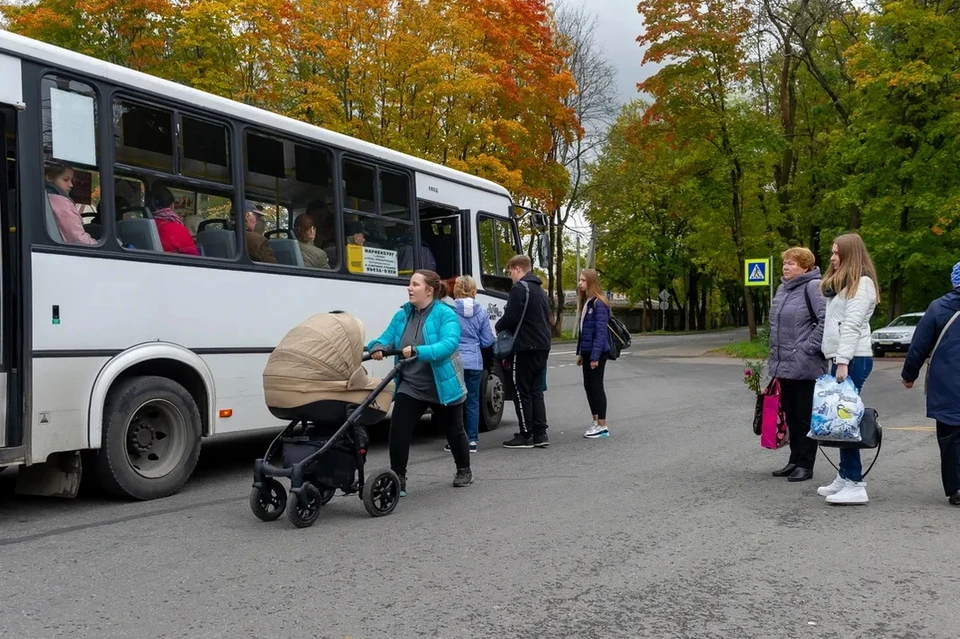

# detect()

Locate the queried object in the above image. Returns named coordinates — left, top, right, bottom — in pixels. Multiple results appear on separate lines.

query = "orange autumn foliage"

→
left=2, top=0, right=578, bottom=207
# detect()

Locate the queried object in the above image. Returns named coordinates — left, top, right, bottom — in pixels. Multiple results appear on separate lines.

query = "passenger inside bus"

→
left=306, top=200, right=338, bottom=265
left=149, top=183, right=199, bottom=255
left=244, top=200, right=277, bottom=263
left=44, top=160, right=96, bottom=245
left=293, top=213, right=330, bottom=269
left=346, top=220, right=366, bottom=247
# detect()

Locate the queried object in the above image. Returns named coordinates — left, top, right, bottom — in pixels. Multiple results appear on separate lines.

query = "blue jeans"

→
left=831, top=357, right=874, bottom=482
left=463, top=369, right=483, bottom=442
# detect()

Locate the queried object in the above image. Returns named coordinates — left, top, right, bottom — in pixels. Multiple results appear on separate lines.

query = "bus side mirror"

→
left=537, top=233, right=551, bottom=268
left=531, top=212, right=548, bottom=233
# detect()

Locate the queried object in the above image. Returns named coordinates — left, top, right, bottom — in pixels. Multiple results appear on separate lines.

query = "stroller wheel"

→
left=249, top=479, right=286, bottom=522
left=287, top=484, right=322, bottom=528
left=363, top=469, right=401, bottom=517
left=319, top=486, right=336, bottom=505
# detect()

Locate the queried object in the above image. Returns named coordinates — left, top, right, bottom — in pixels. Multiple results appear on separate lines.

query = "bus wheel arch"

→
left=89, top=345, right=216, bottom=449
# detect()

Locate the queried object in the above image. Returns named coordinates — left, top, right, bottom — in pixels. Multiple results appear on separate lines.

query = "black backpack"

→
left=607, top=314, right=631, bottom=360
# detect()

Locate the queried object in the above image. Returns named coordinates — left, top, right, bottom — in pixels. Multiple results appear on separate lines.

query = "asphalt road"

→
left=1, top=330, right=955, bottom=639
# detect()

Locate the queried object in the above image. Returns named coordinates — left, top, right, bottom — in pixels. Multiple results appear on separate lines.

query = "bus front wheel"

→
left=95, top=375, right=202, bottom=500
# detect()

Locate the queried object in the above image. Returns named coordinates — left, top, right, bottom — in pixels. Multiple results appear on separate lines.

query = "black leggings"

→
left=389, top=392, right=470, bottom=477
left=581, top=353, right=608, bottom=420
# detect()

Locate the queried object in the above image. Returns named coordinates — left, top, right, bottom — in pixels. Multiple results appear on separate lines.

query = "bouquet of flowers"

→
left=743, top=359, right=766, bottom=435
left=742, top=359, right=765, bottom=394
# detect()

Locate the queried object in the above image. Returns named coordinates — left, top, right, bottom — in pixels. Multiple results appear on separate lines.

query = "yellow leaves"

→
left=5, top=0, right=578, bottom=204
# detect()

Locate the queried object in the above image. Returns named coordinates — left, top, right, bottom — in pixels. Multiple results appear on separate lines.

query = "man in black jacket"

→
left=496, top=255, right=552, bottom=448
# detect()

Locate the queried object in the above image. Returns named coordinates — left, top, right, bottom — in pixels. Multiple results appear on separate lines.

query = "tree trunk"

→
left=699, top=280, right=708, bottom=331
left=687, top=265, right=700, bottom=331
left=551, top=213, right=564, bottom=337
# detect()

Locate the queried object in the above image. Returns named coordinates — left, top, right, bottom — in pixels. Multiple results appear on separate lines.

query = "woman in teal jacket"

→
left=370, top=269, right=471, bottom=495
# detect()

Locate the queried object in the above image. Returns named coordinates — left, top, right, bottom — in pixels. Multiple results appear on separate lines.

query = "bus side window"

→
left=113, top=101, right=236, bottom=257
left=41, top=75, right=103, bottom=247
left=243, top=131, right=335, bottom=270
left=342, top=160, right=415, bottom=278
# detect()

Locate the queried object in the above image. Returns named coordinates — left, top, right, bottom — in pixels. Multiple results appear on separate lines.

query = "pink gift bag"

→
left=760, top=379, right=790, bottom=450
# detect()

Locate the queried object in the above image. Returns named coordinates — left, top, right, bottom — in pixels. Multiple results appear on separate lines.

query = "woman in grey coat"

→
left=768, top=247, right=828, bottom=482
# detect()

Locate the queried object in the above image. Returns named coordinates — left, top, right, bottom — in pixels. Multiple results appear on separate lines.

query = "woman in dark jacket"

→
left=901, top=262, right=960, bottom=505
left=767, top=247, right=828, bottom=482
left=576, top=270, right=612, bottom=439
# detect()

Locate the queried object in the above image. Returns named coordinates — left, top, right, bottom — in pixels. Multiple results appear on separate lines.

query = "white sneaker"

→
left=817, top=475, right=848, bottom=497
left=825, top=482, right=869, bottom=505
left=584, top=425, right=609, bottom=438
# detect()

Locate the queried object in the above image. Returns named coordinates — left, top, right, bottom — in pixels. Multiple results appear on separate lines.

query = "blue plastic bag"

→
left=807, top=374, right=864, bottom=443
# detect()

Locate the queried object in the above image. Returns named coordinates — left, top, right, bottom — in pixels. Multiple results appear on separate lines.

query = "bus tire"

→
left=95, top=375, right=203, bottom=501
left=480, top=366, right=505, bottom=432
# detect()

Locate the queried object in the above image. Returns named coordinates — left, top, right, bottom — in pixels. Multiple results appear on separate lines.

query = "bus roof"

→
left=0, top=29, right=513, bottom=199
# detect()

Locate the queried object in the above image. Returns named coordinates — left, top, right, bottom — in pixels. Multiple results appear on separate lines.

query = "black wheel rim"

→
left=296, top=492, right=320, bottom=521
left=370, top=475, right=398, bottom=513
left=259, top=483, right=284, bottom=515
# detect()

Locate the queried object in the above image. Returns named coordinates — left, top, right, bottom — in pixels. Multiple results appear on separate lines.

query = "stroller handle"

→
left=362, top=348, right=404, bottom=362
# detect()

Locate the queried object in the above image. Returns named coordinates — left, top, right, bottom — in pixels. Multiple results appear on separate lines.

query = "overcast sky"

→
left=561, top=0, right=651, bottom=106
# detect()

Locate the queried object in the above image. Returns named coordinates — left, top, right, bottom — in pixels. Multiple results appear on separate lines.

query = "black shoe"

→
left=772, top=463, right=797, bottom=477
left=453, top=468, right=473, bottom=487
left=534, top=433, right=550, bottom=448
left=503, top=434, right=534, bottom=449
left=787, top=467, right=813, bottom=482
left=949, top=492, right=960, bottom=505
left=398, top=475, right=407, bottom=497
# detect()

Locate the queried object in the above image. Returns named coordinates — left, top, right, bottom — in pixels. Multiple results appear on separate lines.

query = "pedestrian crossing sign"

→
left=745, top=258, right=770, bottom=287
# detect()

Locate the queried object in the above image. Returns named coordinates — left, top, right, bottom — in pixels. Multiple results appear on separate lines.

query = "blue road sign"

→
left=745, top=258, right=770, bottom=287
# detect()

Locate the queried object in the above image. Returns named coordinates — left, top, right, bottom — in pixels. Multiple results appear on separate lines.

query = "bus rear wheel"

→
left=95, top=375, right=202, bottom=501
left=480, top=366, right=505, bottom=432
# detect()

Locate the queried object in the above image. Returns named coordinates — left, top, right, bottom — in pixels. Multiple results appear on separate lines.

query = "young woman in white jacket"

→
left=817, top=233, right=880, bottom=505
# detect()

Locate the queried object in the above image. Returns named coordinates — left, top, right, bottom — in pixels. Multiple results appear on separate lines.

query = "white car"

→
left=871, top=312, right=925, bottom=357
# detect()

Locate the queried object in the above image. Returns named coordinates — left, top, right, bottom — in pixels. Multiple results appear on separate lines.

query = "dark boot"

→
left=772, top=463, right=797, bottom=477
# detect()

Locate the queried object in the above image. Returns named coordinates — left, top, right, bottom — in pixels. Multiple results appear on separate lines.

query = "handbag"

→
left=818, top=407, right=883, bottom=478
left=493, top=281, right=530, bottom=359
left=752, top=392, right=764, bottom=436
left=924, top=310, right=960, bottom=395
left=760, top=379, right=789, bottom=449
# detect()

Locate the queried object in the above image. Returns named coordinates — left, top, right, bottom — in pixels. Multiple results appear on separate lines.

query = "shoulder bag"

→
left=493, top=281, right=530, bottom=359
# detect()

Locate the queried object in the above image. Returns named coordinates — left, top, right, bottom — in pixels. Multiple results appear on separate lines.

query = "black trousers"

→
left=779, top=379, right=817, bottom=470
left=936, top=421, right=960, bottom=496
left=581, top=353, right=608, bottom=420
left=511, top=350, right=549, bottom=436
left=389, top=392, right=470, bottom=477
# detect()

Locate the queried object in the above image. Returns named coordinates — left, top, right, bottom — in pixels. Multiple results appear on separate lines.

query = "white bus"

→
left=0, top=30, right=547, bottom=500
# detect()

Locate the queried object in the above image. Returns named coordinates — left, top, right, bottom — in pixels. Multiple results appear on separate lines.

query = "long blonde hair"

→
left=821, top=233, right=880, bottom=301
left=577, top=269, right=610, bottom=311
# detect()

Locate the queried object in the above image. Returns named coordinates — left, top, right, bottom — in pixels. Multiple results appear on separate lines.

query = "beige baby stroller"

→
left=250, top=311, right=405, bottom=528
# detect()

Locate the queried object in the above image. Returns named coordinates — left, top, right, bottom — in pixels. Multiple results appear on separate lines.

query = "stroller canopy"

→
left=263, top=312, right=392, bottom=411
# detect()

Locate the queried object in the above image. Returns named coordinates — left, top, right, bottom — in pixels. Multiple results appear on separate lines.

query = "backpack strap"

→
left=803, top=280, right=817, bottom=326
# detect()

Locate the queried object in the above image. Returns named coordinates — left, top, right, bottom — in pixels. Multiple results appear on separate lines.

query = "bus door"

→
left=418, top=207, right=468, bottom=281
left=0, top=101, right=22, bottom=455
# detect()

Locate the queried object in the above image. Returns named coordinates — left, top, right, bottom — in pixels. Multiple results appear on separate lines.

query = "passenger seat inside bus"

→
left=195, top=219, right=237, bottom=259
left=118, top=218, right=163, bottom=252
left=44, top=192, right=65, bottom=242
left=268, top=237, right=304, bottom=267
